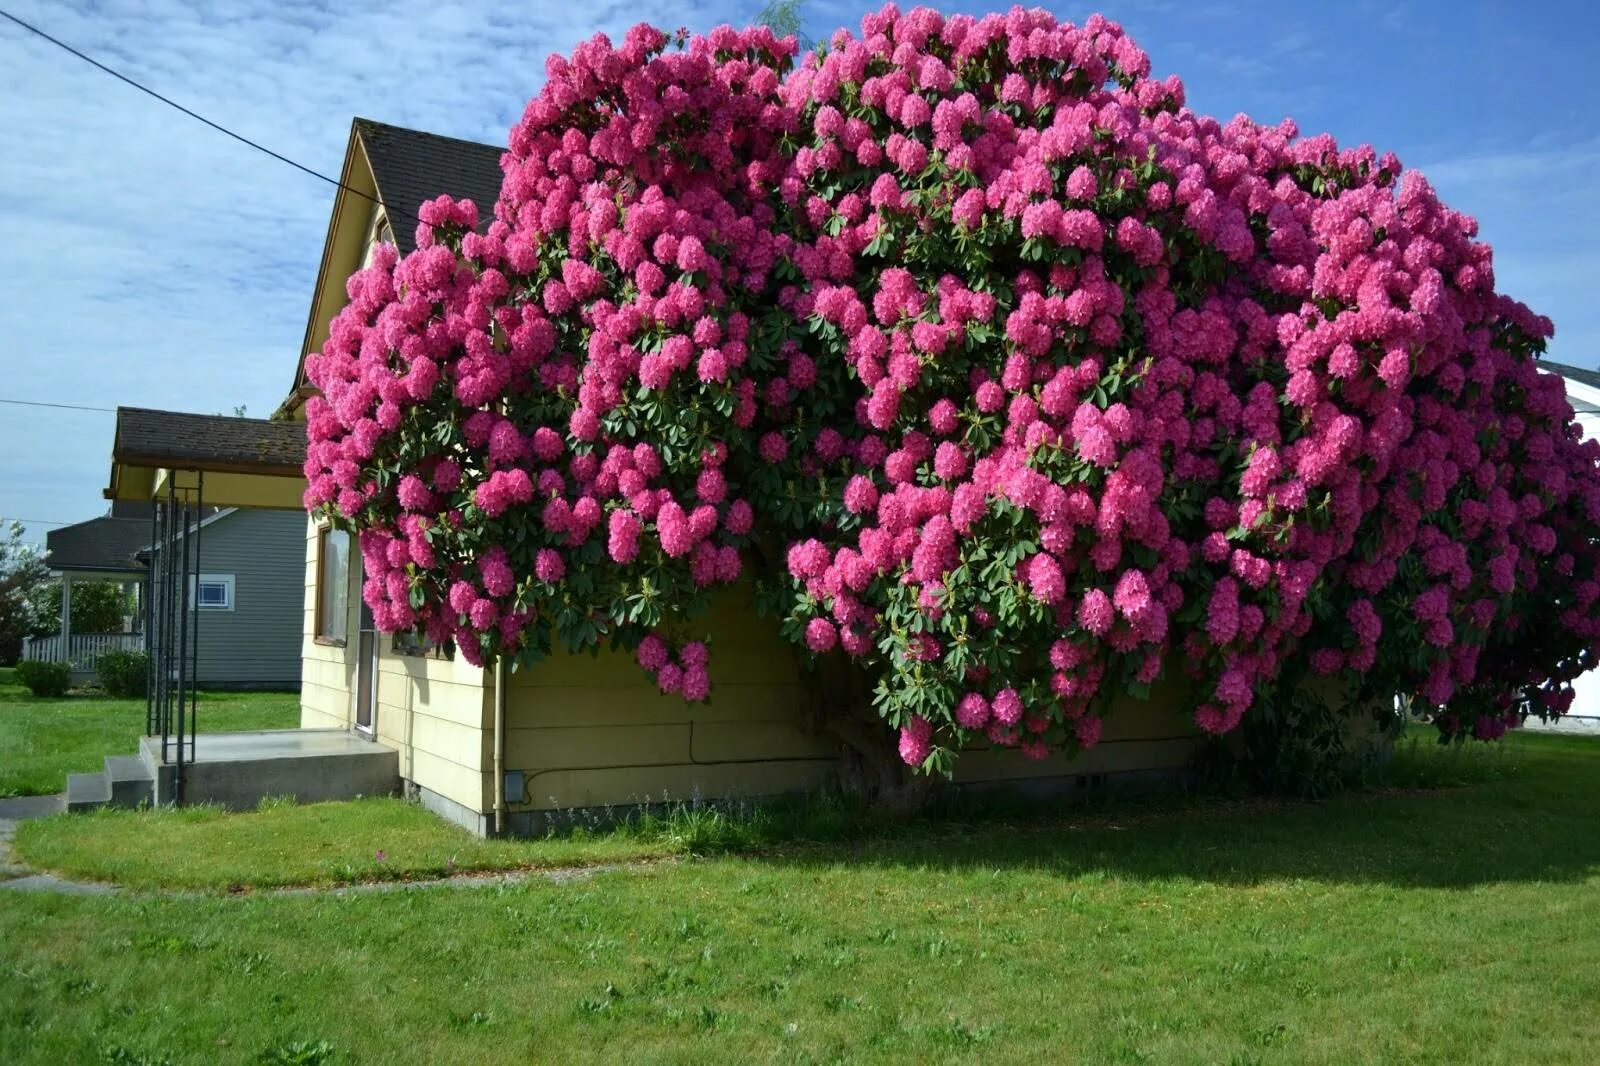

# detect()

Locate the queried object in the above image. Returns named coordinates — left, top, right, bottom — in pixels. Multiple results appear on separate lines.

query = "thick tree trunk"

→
left=804, top=650, right=940, bottom=814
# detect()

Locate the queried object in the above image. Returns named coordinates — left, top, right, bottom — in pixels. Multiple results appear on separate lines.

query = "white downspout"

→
left=493, top=657, right=507, bottom=836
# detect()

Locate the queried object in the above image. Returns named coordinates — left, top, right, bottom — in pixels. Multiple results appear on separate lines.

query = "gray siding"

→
left=151, top=509, right=304, bottom=689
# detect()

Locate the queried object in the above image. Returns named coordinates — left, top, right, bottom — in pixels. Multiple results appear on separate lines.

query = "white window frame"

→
left=193, top=573, right=235, bottom=611
left=316, top=526, right=351, bottom=643
left=361, top=203, right=394, bottom=269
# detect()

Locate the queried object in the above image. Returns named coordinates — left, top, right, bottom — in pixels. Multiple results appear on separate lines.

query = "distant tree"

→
left=28, top=579, right=129, bottom=638
left=756, top=0, right=806, bottom=44
left=0, top=522, right=50, bottom=664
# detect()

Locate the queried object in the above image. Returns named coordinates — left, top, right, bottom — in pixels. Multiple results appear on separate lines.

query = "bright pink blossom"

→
left=302, top=8, right=1590, bottom=767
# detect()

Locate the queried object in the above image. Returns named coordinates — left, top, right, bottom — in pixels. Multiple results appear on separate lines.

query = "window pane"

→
left=192, top=575, right=232, bottom=610
left=318, top=529, right=349, bottom=641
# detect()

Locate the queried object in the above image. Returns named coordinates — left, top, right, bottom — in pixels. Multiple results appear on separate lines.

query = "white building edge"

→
left=1534, top=359, right=1600, bottom=731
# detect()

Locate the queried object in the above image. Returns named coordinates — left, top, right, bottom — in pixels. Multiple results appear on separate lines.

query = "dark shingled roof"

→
left=46, top=515, right=150, bottom=574
left=354, top=118, right=505, bottom=255
left=113, top=407, right=306, bottom=474
left=1541, top=359, right=1600, bottom=392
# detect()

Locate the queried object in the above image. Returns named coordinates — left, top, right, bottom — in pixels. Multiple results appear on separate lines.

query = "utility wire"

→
left=0, top=397, right=116, bottom=413
left=1, top=517, right=77, bottom=528
left=0, top=6, right=420, bottom=228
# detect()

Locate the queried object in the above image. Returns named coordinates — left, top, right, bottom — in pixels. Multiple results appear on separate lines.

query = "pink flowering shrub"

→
left=304, top=6, right=1599, bottom=779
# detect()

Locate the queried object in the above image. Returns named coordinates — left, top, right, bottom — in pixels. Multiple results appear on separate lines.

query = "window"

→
left=316, top=527, right=350, bottom=644
left=361, top=205, right=395, bottom=268
left=194, top=574, right=235, bottom=611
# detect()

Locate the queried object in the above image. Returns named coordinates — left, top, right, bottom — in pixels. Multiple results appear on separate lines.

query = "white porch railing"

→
left=20, top=632, right=144, bottom=672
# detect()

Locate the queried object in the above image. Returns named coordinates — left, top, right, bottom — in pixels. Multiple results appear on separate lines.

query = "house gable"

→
left=277, top=118, right=504, bottom=421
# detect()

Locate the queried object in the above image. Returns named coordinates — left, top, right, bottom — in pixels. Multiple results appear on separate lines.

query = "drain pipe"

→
left=493, top=657, right=507, bottom=836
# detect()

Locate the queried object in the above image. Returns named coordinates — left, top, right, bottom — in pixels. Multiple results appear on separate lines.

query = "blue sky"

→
left=1, top=0, right=1596, bottom=547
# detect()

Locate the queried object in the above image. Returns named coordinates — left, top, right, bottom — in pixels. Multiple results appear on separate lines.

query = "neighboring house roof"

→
left=355, top=118, right=504, bottom=256
left=46, top=514, right=150, bottom=575
left=145, top=507, right=240, bottom=552
left=111, top=407, right=306, bottom=475
left=1539, top=359, right=1600, bottom=442
left=1540, top=359, right=1600, bottom=393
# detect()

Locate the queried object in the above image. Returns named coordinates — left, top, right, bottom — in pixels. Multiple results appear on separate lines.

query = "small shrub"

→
left=15, top=660, right=70, bottom=698
left=97, top=650, right=149, bottom=698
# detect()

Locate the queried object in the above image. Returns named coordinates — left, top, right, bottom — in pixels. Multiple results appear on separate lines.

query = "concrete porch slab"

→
left=139, top=730, right=399, bottom=810
left=143, top=729, right=385, bottom=763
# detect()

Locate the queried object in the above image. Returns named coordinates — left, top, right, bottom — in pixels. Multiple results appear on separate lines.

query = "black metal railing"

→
left=144, top=472, right=204, bottom=802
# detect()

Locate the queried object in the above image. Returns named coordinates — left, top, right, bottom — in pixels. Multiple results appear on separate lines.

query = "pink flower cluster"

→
left=302, top=5, right=1599, bottom=775
left=636, top=634, right=712, bottom=701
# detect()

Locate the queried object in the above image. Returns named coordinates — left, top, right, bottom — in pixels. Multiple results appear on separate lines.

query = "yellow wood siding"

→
left=498, top=589, right=1204, bottom=815
left=301, top=137, right=377, bottom=365
left=501, top=586, right=835, bottom=813
left=296, top=516, right=493, bottom=813
left=955, top=678, right=1200, bottom=784
left=373, top=647, right=491, bottom=814
left=298, top=516, right=354, bottom=729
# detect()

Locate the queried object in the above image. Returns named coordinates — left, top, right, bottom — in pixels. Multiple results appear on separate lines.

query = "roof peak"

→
left=116, top=405, right=286, bottom=428
left=351, top=116, right=503, bottom=156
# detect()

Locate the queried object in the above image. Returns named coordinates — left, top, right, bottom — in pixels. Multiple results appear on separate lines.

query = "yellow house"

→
left=109, top=118, right=1202, bottom=833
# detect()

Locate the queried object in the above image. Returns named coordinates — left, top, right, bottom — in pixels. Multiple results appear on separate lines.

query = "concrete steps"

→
left=65, top=771, right=111, bottom=812
left=65, top=731, right=399, bottom=813
left=106, top=755, right=155, bottom=808
left=141, top=731, right=398, bottom=810
left=64, top=755, right=157, bottom=813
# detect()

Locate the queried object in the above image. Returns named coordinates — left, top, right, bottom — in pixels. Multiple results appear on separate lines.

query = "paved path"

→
left=0, top=794, right=115, bottom=894
left=0, top=794, right=652, bottom=898
left=0, top=793, right=63, bottom=877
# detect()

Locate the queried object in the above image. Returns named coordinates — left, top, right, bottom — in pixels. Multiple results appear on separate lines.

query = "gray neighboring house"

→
left=143, top=507, right=306, bottom=689
left=31, top=502, right=154, bottom=674
left=29, top=504, right=305, bottom=690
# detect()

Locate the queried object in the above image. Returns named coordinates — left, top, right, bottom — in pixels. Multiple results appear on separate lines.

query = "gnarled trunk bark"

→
left=803, top=649, right=939, bottom=814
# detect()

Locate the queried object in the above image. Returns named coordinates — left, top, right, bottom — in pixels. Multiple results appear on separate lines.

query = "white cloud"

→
left=0, top=0, right=751, bottom=541
left=1413, top=141, right=1600, bottom=363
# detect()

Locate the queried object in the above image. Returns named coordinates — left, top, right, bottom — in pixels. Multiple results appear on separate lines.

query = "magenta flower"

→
left=991, top=688, right=1023, bottom=726
left=534, top=549, right=565, bottom=584
left=804, top=617, right=837, bottom=654
left=898, top=716, right=933, bottom=767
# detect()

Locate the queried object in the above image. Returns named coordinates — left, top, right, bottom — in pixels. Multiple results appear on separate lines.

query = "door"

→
left=355, top=599, right=377, bottom=735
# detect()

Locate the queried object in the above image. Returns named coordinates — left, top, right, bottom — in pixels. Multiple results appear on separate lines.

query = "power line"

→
left=1, top=518, right=77, bottom=528
left=0, top=397, right=116, bottom=413
left=0, top=6, right=418, bottom=227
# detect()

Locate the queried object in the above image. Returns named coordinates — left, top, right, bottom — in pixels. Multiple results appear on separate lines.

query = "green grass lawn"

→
left=15, top=797, right=674, bottom=890
left=1, top=731, right=1597, bottom=1063
left=0, top=667, right=299, bottom=797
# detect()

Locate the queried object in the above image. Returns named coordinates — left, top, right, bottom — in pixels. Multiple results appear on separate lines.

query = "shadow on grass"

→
left=668, top=732, right=1600, bottom=891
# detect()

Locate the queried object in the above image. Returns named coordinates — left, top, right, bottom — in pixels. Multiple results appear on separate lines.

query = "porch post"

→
left=59, top=573, right=72, bottom=664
